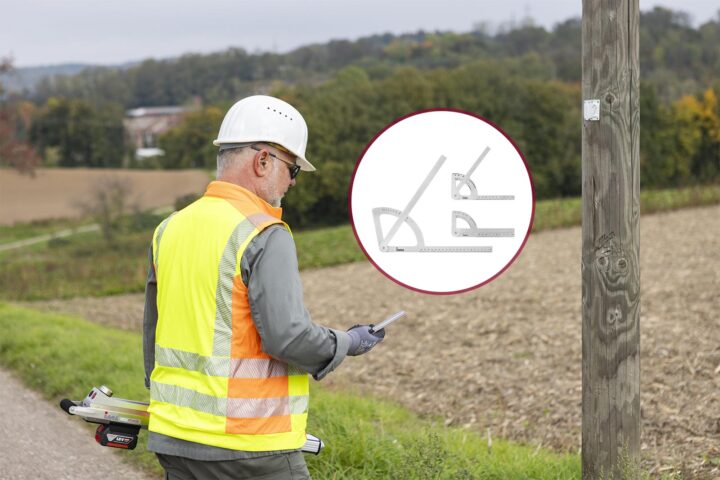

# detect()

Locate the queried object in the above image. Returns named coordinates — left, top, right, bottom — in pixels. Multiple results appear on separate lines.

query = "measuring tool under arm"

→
left=60, top=386, right=325, bottom=454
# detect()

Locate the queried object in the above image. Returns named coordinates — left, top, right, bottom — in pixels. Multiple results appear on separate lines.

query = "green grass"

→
left=532, top=183, right=720, bottom=231
left=1, top=184, right=718, bottom=301
left=294, top=224, right=364, bottom=269
left=0, top=303, right=581, bottom=479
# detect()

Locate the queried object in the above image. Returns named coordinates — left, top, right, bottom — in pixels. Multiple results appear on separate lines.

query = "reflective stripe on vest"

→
left=148, top=182, right=309, bottom=451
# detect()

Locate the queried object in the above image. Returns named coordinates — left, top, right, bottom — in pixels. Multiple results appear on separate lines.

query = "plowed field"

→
left=0, top=168, right=209, bottom=224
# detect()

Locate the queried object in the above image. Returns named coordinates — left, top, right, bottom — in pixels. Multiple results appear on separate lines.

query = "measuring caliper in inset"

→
left=372, top=155, right=492, bottom=253
left=451, top=211, right=515, bottom=238
left=451, top=146, right=515, bottom=200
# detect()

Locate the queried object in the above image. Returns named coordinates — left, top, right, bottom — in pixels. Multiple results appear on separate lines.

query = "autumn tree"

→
left=0, top=57, right=41, bottom=175
left=673, top=88, right=720, bottom=182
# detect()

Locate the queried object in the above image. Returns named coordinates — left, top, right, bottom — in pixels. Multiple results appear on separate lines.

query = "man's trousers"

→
left=156, top=451, right=311, bottom=480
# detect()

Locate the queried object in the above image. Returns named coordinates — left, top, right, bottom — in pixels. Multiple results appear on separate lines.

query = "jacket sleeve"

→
left=241, top=225, right=350, bottom=380
left=143, top=246, right=158, bottom=389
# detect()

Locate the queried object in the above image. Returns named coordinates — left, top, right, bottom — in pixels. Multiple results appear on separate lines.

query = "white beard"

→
left=267, top=162, right=285, bottom=208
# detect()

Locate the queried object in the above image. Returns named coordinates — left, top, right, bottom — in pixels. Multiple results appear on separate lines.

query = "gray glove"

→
left=346, top=324, right=385, bottom=356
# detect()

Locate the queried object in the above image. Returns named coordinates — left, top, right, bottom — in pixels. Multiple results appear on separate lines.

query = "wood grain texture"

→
left=581, top=0, right=641, bottom=478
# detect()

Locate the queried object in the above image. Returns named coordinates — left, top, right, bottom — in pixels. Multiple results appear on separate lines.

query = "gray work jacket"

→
left=143, top=224, right=350, bottom=460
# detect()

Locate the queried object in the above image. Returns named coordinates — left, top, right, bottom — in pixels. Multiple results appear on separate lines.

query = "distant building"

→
left=124, top=105, right=195, bottom=160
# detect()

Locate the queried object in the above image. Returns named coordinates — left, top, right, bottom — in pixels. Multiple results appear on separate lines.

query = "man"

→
left=143, top=95, right=385, bottom=479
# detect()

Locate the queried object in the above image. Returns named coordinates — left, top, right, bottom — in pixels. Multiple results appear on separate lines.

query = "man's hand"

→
left=346, top=324, right=385, bottom=356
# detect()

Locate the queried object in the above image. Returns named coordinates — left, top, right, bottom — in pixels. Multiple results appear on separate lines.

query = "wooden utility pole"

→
left=581, top=0, right=640, bottom=478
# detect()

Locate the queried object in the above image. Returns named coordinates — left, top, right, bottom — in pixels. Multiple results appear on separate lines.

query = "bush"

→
left=174, top=193, right=201, bottom=211
left=129, top=209, right=164, bottom=232
left=76, top=177, right=135, bottom=243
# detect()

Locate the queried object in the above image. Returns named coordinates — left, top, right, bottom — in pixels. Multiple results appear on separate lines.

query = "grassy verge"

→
left=1, top=184, right=718, bottom=301
left=0, top=229, right=153, bottom=301
left=294, top=224, right=364, bottom=269
left=533, top=183, right=720, bottom=231
left=0, top=303, right=581, bottom=479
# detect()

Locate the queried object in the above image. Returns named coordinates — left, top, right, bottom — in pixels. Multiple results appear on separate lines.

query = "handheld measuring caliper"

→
left=451, top=146, right=515, bottom=200
left=369, top=310, right=406, bottom=334
left=372, top=155, right=492, bottom=253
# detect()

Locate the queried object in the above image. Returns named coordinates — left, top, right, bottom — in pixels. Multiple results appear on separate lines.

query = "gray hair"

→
left=216, top=144, right=253, bottom=178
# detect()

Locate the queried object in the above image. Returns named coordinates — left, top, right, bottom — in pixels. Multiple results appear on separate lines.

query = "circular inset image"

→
left=349, top=109, right=534, bottom=294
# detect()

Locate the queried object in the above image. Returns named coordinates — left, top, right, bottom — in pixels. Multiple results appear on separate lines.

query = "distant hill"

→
left=0, top=61, right=139, bottom=94
left=1, top=64, right=92, bottom=93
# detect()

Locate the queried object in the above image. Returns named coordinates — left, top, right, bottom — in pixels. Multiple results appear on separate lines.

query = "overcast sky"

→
left=3, top=0, right=718, bottom=67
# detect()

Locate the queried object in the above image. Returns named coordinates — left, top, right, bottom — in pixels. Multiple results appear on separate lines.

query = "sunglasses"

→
left=250, top=145, right=301, bottom=179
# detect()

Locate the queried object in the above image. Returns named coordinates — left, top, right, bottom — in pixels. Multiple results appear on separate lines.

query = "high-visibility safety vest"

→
left=148, top=181, right=309, bottom=452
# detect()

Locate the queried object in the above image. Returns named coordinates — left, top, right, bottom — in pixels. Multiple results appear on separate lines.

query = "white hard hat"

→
left=213, top=95, right=315, bottom=172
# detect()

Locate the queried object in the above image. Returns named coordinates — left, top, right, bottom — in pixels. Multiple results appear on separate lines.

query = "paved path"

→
left=0, top=224, right=100, bottom=252
left=0, top=368, right=155, bottom=480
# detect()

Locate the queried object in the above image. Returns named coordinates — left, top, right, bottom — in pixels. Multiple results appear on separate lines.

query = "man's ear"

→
left=253, top=148, right=270, bottom=177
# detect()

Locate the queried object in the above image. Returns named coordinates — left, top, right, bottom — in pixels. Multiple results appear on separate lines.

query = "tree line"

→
left=139, top=60, right=719, bottom=227
left=275, top=64, right=720, bottom=226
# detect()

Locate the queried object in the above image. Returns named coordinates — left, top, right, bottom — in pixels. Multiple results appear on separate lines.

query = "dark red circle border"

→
left=347, top=108, right=536, bottom=296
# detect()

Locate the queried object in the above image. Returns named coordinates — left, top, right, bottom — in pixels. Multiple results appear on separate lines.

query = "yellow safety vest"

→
left=148, top=181, right=309, bottom=451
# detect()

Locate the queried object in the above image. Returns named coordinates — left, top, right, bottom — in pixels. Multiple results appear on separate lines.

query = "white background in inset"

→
left=350, top=111, right=533, bottom=293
